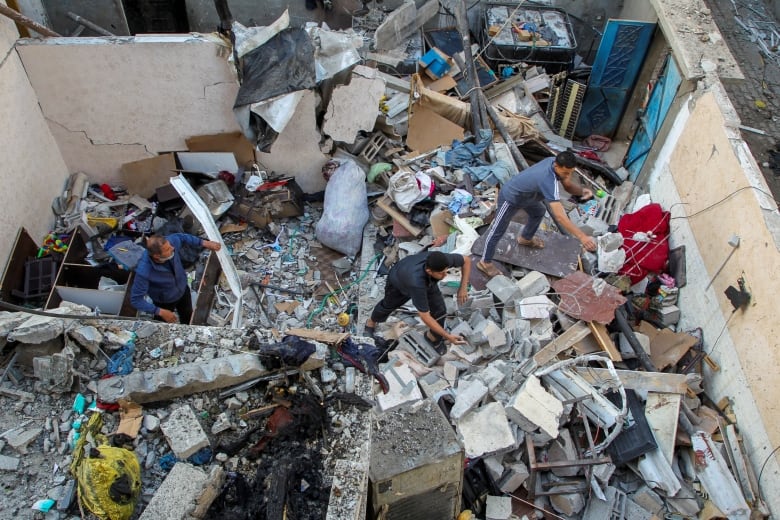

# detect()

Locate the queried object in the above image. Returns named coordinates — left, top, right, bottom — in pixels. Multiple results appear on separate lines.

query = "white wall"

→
left=0, top=7, right=69, bottom=266
left=645, top=82, right=780, bottom=515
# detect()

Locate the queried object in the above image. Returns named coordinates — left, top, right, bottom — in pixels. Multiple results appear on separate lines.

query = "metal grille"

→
left=546, top=73, right=585, bottom=139
left=385, top=482, right=460, bottom=520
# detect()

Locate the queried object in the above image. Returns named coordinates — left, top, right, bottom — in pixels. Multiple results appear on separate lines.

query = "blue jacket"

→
left=130, top=233, right=204, bottom=316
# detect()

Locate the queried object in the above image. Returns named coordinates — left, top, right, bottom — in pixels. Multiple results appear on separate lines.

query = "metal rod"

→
left=0, top=4, right=60, bottom=37
left=66, top=12, right=114, bottom=36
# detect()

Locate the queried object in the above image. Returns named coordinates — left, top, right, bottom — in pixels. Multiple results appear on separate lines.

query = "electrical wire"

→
left=757, top=445, right=780, bottom=495
left=668, top=185, right=780, bottom=220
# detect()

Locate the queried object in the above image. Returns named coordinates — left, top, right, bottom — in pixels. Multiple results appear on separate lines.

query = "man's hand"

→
left=457, top=286, right=468, bottom=305
left=158, top=309, right=178, bottom=323
left=581, top=188, right=594, bottom=200
left=203, top=240, right=222, bottom=252
left=580, top=235, right=597, bottom=252
left=445, top=333, right=467, bottom=345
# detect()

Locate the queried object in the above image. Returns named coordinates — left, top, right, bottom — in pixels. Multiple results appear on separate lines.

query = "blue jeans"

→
left=480, top=191, right=546, bottom=263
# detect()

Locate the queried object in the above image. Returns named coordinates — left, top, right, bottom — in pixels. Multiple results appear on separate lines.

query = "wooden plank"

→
left=573, top=367, right=693, bottom=395
left=588, top=321, right=622, bottom=361
left=376, top=196, right=423, bottom=236
left=531, top=321, right=590, bottom=368
left=644, top=392, right=681, bottom=465
left=723, top=423, right=759, bottom=505
left=286, top=328, right=349, bottom=346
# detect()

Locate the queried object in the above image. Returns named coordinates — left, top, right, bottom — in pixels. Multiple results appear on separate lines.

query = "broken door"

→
left=625, top=55, right=682, bottom=180
left=575, top=20, right=656, bottom=138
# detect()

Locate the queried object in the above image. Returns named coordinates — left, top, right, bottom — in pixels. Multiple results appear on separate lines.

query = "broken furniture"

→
left=229, top=176, right=304, bottom=229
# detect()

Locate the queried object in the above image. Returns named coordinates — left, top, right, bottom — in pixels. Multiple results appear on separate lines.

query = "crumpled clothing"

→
left=443, top=129, right=493, bottom=168
left=463, top=159, right=514, bottom=186
left=447, top=189, right=474, bottom=214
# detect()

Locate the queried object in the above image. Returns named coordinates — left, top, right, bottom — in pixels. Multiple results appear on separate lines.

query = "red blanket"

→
left=617, top=203, right=670, bottom=283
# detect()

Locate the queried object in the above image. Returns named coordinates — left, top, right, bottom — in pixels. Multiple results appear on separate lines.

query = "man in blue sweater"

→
left=131, top=233, right=221, bottom=323
left=477, top=151, right=597, bottom=278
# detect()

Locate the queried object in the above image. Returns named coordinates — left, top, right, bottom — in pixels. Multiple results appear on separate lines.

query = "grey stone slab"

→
left=0, top=454, right=20, bottom=471
left=471, top=221, right=581, bottom=278
left=97, top=353, right=268, bottom=404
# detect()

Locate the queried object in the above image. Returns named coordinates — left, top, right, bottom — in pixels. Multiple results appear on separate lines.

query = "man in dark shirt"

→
left=477, top=151, right=597, bottom=278
left=365, top=251, right=470, bottom=348
left=130, top=233, right=221, bottom=323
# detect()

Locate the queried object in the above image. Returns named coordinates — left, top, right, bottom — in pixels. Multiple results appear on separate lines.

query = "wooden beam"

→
left=376, top=196, right=423, bottom=236
left=588, top=321, right=622, bottom=361
left=573, top=367, right=693, bottom=395
left=286, top=328, right=349, bottom=346
left=523, top=321, right=590, bottom=375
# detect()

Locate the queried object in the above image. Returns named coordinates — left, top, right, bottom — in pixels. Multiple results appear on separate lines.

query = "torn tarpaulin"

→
left=234, top=28, right=316, bottom=152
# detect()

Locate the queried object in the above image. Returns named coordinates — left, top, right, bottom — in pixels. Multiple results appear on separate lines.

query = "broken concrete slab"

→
left=485, top=494, right=512, bottom=520
left=518, top=295, right=555, bottom=319
left=322, top=65, right=385, bottom=144
left=498, top=462, right=529, bottom=493
left=450, top=378, right=488, bottom=421
left=374, top=0, right=439, bottom=51
left=550, top=490, right=585, bottom=516
left=516, top=271, right=550, bottom=298
left=0, top=454, right=20, bottom=471
left=138, top=463, right=224, bottom=520
left=97, top=353, right=268, bottom=404
left=505, top=375, right=563, bottom=438
left=457, top=402, right=515, bottom=458
left=67, top=325, right=103, bottom=355
left=6, top=427, right=42, bottom=455
left=33, top=350, right=74, bottom=393
left=7, top=314, right=67, bottom=344
left=161, top=406, right=210, bottom=459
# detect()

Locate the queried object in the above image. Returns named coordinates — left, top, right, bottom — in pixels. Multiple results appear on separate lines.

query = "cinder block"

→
left=418, top=371, right=451, bottom=398
left=499, top=462, right=529, bottom=493
left=161, top=406, right=210, bottom=459
left=396, top=330, right=440, bottom=367
left=516, top=271, right=550, bottom=297
left=482, top=455, right=504, bottom=481
left=97, top=353, right=269, bottom=404
left=139, top=463, right=224, bottom=520
left=485, top=495, right=512, bottom=520
left=519, top=295, right=555, bottom=319
left=655, top=305, right=680, bottom=326
left=450, top=379, right=488, bottom=420
left=505, top=376, right=563, bottom=438
left=477, top=363, right=506, bottom=392
left=486, top=275, right=522, bottom=307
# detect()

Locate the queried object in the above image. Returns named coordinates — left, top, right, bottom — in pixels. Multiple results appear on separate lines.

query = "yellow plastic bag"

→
left=71, top=414, right=141, bottom=520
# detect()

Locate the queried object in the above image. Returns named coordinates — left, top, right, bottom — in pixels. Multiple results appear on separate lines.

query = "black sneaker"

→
left=424, top=332, right=446, bottom=355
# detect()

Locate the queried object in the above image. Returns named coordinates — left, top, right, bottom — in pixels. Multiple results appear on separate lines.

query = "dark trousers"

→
left=154, top=290, right=193, bottom=324
left=481, top=191, right=546, bottom=263
left=370, top=281, right=448, bottom=341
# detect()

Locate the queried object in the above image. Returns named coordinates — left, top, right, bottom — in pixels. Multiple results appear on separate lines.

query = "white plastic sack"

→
left=597, top=232, right=626, bottom=273
left=386, top=170, right=433, bottom=212
left=315, top=159, right=369, bottom=256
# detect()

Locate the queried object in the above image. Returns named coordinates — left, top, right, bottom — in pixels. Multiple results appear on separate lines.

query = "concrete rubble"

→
left=0, top=1, right=769, bottom=519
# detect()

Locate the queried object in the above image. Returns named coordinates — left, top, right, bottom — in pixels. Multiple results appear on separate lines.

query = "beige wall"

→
left=646, top=85, right=780, bottom=513
left=0, top=11, right=69, bottom=265
left=15, top=36, right=241, bottom=186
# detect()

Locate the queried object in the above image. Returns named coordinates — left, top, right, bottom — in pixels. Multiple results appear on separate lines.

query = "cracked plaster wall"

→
left=0, top=14, right=69, bottom=265
left=15, top=36, right=241, bottom=187
left=646, top=86, right=780, bottom=514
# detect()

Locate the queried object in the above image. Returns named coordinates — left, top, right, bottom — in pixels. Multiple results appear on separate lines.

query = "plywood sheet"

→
left=470, top=221, right=580, bottom=278
left=406, top=104, right=464, bottom=154
left=119, top=154, right=176, bottom=198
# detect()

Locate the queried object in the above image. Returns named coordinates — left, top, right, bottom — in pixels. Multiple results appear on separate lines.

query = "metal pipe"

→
left=66, top=12, right=115, bottom=37
left=0, top=4, right=60, bottom=37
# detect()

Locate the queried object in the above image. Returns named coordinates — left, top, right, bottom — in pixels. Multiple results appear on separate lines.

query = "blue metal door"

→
left=575, top=20, right=656, bottom=138
left=625, top=55, right=682, bottom=180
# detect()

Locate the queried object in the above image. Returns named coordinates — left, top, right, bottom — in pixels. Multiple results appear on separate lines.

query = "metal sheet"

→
left=575, top=20, right=656, bottom=137
left=470, top=221, right=581, bottom=278
left=625, top=55, right=682, bottom=179
left=171, top=174, right=243, bottom=329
